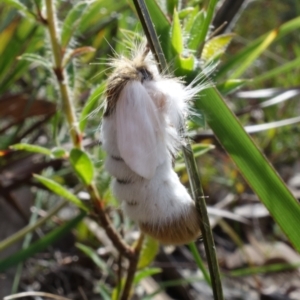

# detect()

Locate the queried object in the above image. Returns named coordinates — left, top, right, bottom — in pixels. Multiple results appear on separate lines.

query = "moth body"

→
left=101, top=48, right=201, bottom=244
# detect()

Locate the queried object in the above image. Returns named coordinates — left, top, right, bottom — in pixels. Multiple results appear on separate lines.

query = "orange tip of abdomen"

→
left=139, top=204, right=201, bottom=245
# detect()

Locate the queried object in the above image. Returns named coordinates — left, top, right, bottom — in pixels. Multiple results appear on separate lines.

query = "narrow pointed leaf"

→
left=253, top=56, right=300, bottom=83
left=202, top=33, right=235, bottom=62
left=217, top=79, right=248, bottom=95
left=76, top=243, right=114, bottom=277
left=69, top=148, right=94, bottom=185
left=34, top=175, right=90, bottom=212
left=178, top=7, right=194, bottom=19
left=230, top=29, right=278, bottom=79
left=216, top=16, right=300, bottom=79
left=10, top=143, right=52, bottom=156
left=137, top=236, right=159, bottom=269
left=18, top=53, right=52, bottom=69
left=166, top=0, right=178, bottom=15
left=197, top=0, right=219, bottom=57
left=133, top=268, right=162, bottom=285
left=0, top=212, right=86, bottom=272
left=187, top=10, right=205, bottom=51
left=2, top=0, right=35, bottom=19
left=195, top=87, right=300, bottom=252
left=171, top=9, right=183, bottom=54
left=184, top=6, right=199, bottom=32
left=61, top=2, right=88, bottom=48
left=79, top=82, right=105, bottom=132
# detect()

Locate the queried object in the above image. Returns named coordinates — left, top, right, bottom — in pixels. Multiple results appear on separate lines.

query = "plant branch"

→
left=45, top=0, right=81, bottom=149
left=44, top=0, right=135, bottom=261
left=120, top=234, right=144, bottom=300
left=87, top=184, right=135, bottom=259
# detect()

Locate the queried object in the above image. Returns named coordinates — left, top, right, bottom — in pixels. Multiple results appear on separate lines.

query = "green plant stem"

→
left=132, top=1, right=224, bottom=299
left=120, top=234, right=144, bottom=300
left=44, top=0, right=135, bottom=261
left=45, top=0, right=81, bottom=149
left=0, top=200, right=67, bottom=252
left=182, top=143, right=224, bottom=300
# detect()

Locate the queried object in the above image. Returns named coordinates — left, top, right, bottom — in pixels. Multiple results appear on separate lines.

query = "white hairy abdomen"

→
left=102, top=115, right=194, bottom=224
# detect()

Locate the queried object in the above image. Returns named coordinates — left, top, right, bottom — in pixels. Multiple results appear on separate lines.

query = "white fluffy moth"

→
left=100, top=44, right=202, bottom=245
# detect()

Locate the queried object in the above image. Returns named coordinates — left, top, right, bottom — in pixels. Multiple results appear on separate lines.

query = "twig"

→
left=44, top=0, right=135, bottom=267
left=120, top=234, right=144, bottom=300
left=4, top=291, right=71, bottom=300
left=45, top=0, right=82, bottom=149
left=87, top=184, right=134, bottom=259
left=182, top=144, right=224, bottom=300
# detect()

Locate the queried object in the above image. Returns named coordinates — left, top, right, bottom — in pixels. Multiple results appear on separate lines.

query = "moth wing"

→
left=116, top=81, right=160, bottom=179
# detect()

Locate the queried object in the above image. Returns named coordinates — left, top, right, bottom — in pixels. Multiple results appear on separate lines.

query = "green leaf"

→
left=195, top=87, right=300, bottom=252
left=174, top=54, right=195, bottom=77
left=79, top=82, right=105, bottom=132
left=51, top=147, right=68, bottom=158
left=184, top=6, right=199, bottom=33
left=79, top=0, right=127, bottom=33
left=18, top=53, right=51, bottom=70
left=166, top=0, right=178, bottom=15
left=34, top=175, right=90, bottom=212
left=252, top=55, right=300, bottom=83
left=228, top=262, right=300, bottom=277
left=216, top=16, right=300, bottom=79
left=189, top=242, right=211, bottom=285
left=0, top=18, right=19, bottom=57
left=96, top=283, right=112, bottom=300
left=187, top=10, right=205, bottom=51
left=61, top=2, right=88, bottom=48
left=229, top=29, right=278, bottom=79
left=2, top=0, right=35, bottom=19
left=171, top=9, right=183, bottom=54
left=10, top=143, right=52, bottom=156
left=178, top=7, right=194, bottom=19
left=202, top=33, right=235, bottom=62
left=76, top=243, right=115, bottom=277
left=138, top=236, right=159, bottom=269
left=197, top=0, right=219, bottom=57
left=217, top=79, right=248, bottom=95
left=133, top=268, right=162, bottom=285
left=69, top=148, right=94, bottom=185
left=0, top=212, right=86, bottom=272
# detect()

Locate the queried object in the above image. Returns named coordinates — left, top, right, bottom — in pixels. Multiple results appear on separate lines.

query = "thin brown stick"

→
left=87, top=183, right=134, bottom=259
left=44, top=0, right=135, bottom=260
left=120, top=234, right=145, bottom=300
